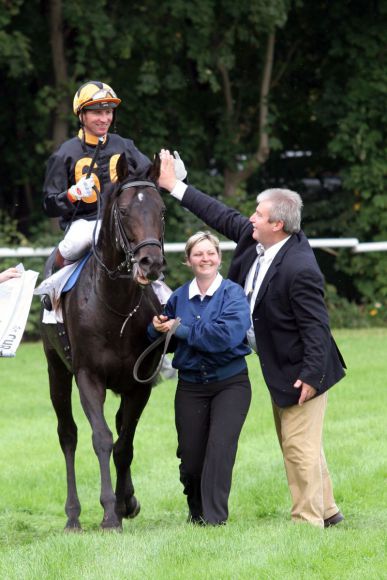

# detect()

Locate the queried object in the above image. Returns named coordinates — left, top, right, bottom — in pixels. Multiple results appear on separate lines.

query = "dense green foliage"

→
left=0, top=334, right=386, bottom=578
left=0, top=0, right=386, bottom=309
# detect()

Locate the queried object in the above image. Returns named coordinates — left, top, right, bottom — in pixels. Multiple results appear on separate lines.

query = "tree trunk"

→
left=223, top=33, right=275, bottom=198
left=49, top=0, right=69, bottom=148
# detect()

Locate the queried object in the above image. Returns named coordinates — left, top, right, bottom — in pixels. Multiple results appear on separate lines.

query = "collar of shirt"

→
left=77, top=129, right=108, bottom=146
left=189, top=272, right=223, bottom=300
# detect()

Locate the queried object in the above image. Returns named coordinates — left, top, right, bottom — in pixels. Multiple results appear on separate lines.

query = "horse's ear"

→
left=116, top=153, right=129, bottom=183
left=148, top=153, right=161, bottom=183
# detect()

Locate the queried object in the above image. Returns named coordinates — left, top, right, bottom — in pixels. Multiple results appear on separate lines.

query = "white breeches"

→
left=58, top=219, right=101, bottom=261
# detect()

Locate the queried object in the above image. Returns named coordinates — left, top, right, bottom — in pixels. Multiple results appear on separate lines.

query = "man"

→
left=43, top=80, right=152, bottom=269
left=43, top=81, right=186, bottom=271
left=158, top=150, right=345, bottom=528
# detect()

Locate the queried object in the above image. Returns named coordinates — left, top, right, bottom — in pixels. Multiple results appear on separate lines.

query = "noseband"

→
left=92, top=180, right=165, bottom=279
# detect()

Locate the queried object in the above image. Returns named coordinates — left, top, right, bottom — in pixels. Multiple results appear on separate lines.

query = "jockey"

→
left=43, top=80, right=152, bottom=270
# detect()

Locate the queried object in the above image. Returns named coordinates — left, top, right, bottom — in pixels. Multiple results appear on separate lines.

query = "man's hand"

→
left=173, top=150, right=187, bottom=180
left=293, top=379, right=317, bottom=406
left=158, top=149, right=178, bottom=191
left=68, top=176, right=95, bottom=202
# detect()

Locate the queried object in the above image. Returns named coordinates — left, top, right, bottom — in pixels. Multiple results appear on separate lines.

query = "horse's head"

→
left=99, top=153, right=166, bottom=283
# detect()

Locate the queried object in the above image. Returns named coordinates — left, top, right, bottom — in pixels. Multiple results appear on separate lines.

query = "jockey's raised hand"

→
left=68, top=175, right=95, bottom=202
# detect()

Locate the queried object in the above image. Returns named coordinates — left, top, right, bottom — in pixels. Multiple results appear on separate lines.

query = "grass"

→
left=0, top=329, right=386, bottom=579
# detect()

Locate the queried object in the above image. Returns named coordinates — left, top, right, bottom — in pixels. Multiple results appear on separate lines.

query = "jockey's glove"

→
left=173, top=151, right=187, bottom=181
left=68, top=176, right=95, bottom=202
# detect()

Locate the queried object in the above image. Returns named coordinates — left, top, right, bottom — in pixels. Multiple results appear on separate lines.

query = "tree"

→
left=0, top=0, right=385, bottom=307
left=48, top=0, right=69, bottom=148
left=319, top=1, right=387, bottom=300
left=277, top=0, right=387, bottom=300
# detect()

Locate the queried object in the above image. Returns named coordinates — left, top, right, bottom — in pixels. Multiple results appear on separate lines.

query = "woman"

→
left=149, top=231, right=252, bottom=525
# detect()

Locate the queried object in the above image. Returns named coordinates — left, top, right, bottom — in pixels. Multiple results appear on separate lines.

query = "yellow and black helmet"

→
left=73, top=81, right=121, bottom=115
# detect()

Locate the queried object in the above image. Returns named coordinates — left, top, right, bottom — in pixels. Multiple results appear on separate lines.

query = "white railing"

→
left=352, top=241, right=387, bottom=253
left=0, top=243, right=230, bottom=257
left=0, top=238, right=386, bottom=258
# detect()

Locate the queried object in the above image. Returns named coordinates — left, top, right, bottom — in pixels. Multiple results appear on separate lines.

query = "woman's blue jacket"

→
left=148, top=278, right=251, bottom=383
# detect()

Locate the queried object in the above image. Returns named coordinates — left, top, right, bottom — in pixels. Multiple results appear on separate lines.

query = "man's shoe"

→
left=324, top=511, right=344, bottom=528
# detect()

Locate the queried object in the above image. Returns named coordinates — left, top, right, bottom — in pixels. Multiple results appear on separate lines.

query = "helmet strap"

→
left=78, top=113, right=86, bottom=146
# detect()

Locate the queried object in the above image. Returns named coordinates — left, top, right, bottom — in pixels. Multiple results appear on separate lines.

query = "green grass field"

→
left=0, top=329, right=386, bottom=579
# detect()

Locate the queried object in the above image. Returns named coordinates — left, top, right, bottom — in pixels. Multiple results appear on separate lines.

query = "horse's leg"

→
left=76, top=369, right=121, bottom=530
left=114, top=386, right=152, bottom=520
left=46, top=348, right=81, bottom=531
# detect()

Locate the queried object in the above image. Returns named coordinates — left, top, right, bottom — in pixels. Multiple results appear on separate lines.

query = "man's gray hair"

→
left=257, top=188, right=303, bottom=234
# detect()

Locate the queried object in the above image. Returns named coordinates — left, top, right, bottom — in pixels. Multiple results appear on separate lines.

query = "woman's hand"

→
left=0, top=267, right=21, bottom=284
left=152, top=314, right=177, bottom=333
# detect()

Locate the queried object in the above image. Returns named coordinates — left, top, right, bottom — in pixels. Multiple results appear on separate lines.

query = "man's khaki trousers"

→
left=272, top=392, right=339, bottom=527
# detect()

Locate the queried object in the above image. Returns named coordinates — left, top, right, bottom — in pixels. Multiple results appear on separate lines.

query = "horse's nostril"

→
left=139, top=255, right=164, bottom=274
left=139, top=257, right=152, bottom=268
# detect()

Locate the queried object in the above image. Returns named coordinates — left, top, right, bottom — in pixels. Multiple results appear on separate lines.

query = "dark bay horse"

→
left=41, top=154, right=166, bottom=531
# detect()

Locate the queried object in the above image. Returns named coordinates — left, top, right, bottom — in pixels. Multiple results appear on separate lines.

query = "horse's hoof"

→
left=127, top=496, right=141, bottom=519
left=64, top=521, right=82, bottom=533
left=100, top=512, right=122, bottom=531
left=100, top=522, right=123, bottom=533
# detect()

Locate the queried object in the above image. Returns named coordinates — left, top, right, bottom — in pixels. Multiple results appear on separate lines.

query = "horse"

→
left=40, top=153, right=166, bottom=531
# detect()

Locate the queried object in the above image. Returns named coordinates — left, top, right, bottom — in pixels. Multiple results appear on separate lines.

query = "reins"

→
left=91, top=179, right=164, bottom=280
left=133, top=317, right=181, bottom=384
left=90, top=177, right=166, bottom=339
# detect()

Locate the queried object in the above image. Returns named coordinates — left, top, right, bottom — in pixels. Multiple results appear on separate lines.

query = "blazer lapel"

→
left=254, top=235, right=298, bottom=307
left=254, top=262, right=279, bottom=307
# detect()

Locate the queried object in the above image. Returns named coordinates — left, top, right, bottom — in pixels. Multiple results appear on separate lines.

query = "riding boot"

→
left=52, top=248, right=68, bottom=273
left=42, top=249, right=72, bottom=311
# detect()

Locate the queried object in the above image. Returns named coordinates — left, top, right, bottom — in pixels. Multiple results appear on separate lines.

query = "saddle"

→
left=37, top=253, right=91, bottom=312
left=36, top=254, right=92, bottom=367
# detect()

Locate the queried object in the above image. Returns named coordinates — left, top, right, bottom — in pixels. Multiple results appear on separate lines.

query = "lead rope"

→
left=133, top=317, right=181, bottom=384
left=119, top=294, right=144, bottom=337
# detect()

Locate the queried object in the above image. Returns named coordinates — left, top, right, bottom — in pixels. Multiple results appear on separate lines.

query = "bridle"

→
left=92, top=179, right=165, bottom=280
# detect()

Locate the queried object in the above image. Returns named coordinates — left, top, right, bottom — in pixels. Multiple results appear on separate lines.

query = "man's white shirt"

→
left=245, top=236, right=290, bottom=352
left=171, top=180, right=188, bottom=200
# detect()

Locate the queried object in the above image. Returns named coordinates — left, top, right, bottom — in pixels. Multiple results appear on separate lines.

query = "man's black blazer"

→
left=181, top=185, right=346, bottom=407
